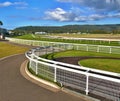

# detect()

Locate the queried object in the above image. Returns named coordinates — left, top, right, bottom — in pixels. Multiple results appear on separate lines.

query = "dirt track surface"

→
left=0, top=53, right=85, bottom=101
left=54, top=56, right=120, bottom=65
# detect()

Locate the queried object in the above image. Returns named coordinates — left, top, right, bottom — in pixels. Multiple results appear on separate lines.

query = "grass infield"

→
left=43, top=50, right=120, bottom=73
left=79, top=59, right=120, bottom=73
left=14, top=34, right=120, bottom=46
left=0, top=42, right=29, bottom=58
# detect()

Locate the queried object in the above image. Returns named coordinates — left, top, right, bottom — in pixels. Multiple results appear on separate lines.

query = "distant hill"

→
left=14, top=24, right=120, bottom=34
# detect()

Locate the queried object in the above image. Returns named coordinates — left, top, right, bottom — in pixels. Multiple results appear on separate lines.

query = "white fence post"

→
left=86, top=45, right=89, bottom=51
left=36, top=62, right=38, bottom=75
left=30, top=54, right=34, bottom=68
left=77, top=45, right=79, bottom=50
left=97, top=46, right=99, bottom=52
left=54, top=65, right=57, bottom=82
left=109, top=47, right=112, bottom=54
left=85, top=72, right=89, bottom=95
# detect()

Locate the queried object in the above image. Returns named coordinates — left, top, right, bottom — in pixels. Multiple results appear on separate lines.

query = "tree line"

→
left=13, top=24, right=120, bottom=35
left=1, top=20, right=120, bottom=36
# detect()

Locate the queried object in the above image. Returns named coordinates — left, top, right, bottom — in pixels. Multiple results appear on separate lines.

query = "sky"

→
left=1, top=0, right=120, bottom=29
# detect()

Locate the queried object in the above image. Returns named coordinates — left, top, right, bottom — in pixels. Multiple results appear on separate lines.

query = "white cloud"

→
left=89, top=14, right=105, bottom=20
left=45, top=8, right=76, bottom=21
left=0, top=1, right=28, bottom=8
left=74, top=14, right=106, bottom=22
left=45, top=8, right=104, bottom=22
left=57, top=0, right=120, bottom=12
left=44, top=8, right=109, bottom=22
left=14, top=2, right=28, bottom=6
left=0, top=2, right=12, bottom=7
left=54, top=0, right=120, bottom=22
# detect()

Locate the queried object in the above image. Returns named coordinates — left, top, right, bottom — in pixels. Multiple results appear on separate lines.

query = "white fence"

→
left=6, top=37, right=120, bottom=54
left=6, top=37, right=120, bottom=100
left=43, top=35, right=120, bottom=45
left=25, top=46, right=120, bottom=101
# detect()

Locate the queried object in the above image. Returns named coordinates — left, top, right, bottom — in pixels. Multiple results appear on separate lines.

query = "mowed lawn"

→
left=51, top=33, right=120, bottom=39
left=15, top=34, right=120, bottom=46
left=52, top=50, right=120, bottom=58
left=44, top=50, right=120, bottom=73
left=0, top=42, right=29, bottom=58
left=79, top=59, right=120, bottom=73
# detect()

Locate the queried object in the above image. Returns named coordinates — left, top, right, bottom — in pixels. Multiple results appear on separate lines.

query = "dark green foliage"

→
left=14, top=24, right=120, bottom=34
left=0, top=28, right=9, bottom=35
left=0, top=21, right=3, bottom=25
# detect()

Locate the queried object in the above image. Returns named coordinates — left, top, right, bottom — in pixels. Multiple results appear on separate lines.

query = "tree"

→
left=0, top=21, right=3, bottom=26
left=0, top=21, right=3, bottom=39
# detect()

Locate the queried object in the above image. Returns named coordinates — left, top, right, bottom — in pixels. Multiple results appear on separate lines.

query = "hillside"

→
left=14, top=24, right=120, bottom=34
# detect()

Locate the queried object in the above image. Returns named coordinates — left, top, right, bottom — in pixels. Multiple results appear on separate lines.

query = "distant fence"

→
left=6, top=37, right=120, bottom=101
left=6, top=37, right=120, bottom=54
left=44, top=35, right=120, bottom=45
left=26, top=46, right=120, bottom=101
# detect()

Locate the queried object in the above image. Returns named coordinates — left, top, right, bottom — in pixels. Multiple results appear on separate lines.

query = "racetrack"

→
left=54, top=56, right=120, bottom=65
left=0, top=54, right=86, bottom=101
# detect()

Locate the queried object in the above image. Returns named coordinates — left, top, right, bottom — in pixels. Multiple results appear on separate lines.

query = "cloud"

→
left=0, top=1, right=12, bottom=7
left=44, top=8, right=107, bottom=22
left=57, top=0, right=120, bottom=12
left=74, top=14, right=106, bottom=22
left=52, top=0, right=120, bottom=23
left=0, top=1, right=28, bottom=8
left=45, top=8, right=99, bottom=22
left=14, top=2, right=28, bottom=6
left=45, top=8, right=77, bottom=21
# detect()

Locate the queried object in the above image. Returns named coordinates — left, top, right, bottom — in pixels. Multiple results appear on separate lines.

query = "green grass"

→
left=52, top=50, right=120, bottom=58
left=51, top=33, right=120, bottom=38
left=13, top=34, right=120, bottom=46
left=42, top=50, right=120, bottom=73
left=79, top=59, right=120, bottom=73
left=15, top=34, right=38, bottom=40
left=0, top=42, right=29, bottom=58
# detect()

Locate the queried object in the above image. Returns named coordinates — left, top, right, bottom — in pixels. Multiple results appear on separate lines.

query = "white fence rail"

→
left=6, top=37, right=120, bottom=54
left=6, top=37, right=120, bottom=100
left=26, top=46, right=120, bottom=101
left=44, top=35, right=120, bottom=44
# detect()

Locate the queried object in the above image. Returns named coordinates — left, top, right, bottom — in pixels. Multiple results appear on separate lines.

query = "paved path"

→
left=0, top=54, right=85, bottom=101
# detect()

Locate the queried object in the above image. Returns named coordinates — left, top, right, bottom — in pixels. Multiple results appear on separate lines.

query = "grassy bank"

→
left=51, top=33, right=120, bottom=39
left=52, top=50, right=120, bottom=58
left=0, top=42, right=29, bottom=58
left=43, top=50, right=120, bottom=73
left=14, top=34, right=120, bottom=46
left=79, top=59, right=120, bottom=73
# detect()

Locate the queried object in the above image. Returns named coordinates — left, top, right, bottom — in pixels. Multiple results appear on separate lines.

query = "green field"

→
left=0, top=42, right=29, bottom=58
left=51, top=50, right=120, bottom=58
left=43, top=50, right=120, bottom=73
left=14, top=34, right=120, bottom=46
left=79, top=59, right=120, bottom=73
left=51, top=33, right=120, bottom=39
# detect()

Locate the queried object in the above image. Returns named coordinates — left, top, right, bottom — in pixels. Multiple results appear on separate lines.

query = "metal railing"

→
left=6, top=37, right=120, bottom=54
left=26, top=46, right=120, bottom=101
left=6, top=37, right=120, bottom=100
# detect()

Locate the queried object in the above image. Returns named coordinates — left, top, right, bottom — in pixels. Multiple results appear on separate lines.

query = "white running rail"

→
left=6, top=37, right=120, bottom=101
left=26, top=46, right=120, bottom=101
